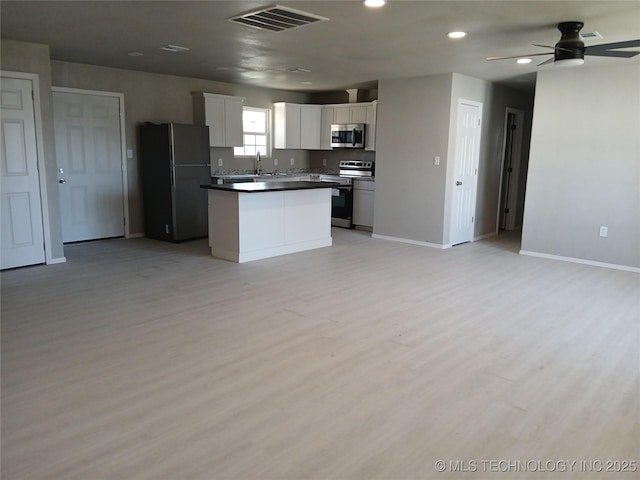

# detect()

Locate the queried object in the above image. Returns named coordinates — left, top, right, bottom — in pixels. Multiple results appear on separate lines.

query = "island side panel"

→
left=208, top=190, right=240, bottom=262
left=284, top=188, right=332, bottom=245
left=238, top=191, right=286, bottom=255
left=205, top=185, right=334, bottom=263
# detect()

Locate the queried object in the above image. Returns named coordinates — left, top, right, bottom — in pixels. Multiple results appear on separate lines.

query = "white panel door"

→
left=53, top=91, right=124, bottom=242
left=450, top=100, right=482, bottom=246
left=0, top=77, right=46, bottom=269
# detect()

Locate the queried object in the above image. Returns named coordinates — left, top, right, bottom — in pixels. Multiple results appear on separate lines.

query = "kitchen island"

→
left=201, top=181, right=338, bottom=263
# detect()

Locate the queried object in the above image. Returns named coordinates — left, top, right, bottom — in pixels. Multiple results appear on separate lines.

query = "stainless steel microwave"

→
left=331, top=123, right=365, bottom=149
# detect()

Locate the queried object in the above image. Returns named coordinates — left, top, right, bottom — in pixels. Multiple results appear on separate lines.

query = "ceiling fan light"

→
left=448, top=31, right=466, bottom=39
left=554, top=57, right=585, bottom=67
left=363, top=0, right=386, bottom=7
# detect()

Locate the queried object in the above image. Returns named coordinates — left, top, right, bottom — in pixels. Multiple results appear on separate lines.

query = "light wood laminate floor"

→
left=2, top=229, right=638, bottom=479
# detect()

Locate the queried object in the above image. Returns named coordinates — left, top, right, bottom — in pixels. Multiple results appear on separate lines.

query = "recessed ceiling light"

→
left=363, top=0, right=386, bottom=7
left=127, top=52, right=143, bottom=57
left=448, top=31, right=466, bottom=39
left=517, top=58, right=532, bottom=64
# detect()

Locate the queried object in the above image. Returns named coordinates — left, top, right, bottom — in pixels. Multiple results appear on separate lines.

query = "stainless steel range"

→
left=319, top=160, right=374, bottom=228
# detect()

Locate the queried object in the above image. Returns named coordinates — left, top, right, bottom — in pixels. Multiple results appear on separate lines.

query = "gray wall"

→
left=374, top=73, right=533, bottom=246
left=1, top=39, right=65, bottom=260
left=373, top=74, right=453, bottom=244
left=521, top=64, right=640, bottom=269
left=51, top=60, right=313, bottom=235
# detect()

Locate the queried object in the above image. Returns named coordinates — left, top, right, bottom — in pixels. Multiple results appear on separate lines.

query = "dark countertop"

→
left=201, top=180, right=340, bottom=193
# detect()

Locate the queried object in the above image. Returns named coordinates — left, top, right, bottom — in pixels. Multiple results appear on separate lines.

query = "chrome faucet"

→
left=255, top=151, right=263, bottom=175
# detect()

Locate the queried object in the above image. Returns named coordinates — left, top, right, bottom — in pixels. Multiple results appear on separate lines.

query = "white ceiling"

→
left=2, top=1, right=639, bottom=92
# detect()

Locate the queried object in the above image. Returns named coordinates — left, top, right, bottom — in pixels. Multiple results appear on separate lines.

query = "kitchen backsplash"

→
left=210, top=147, right=376, bottom=175
left=209, top=147, right=312, bottom=175
left=308, top=149, right=376, bottom=173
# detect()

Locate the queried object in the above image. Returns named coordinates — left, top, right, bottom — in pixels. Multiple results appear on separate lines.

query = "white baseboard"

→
left=519, top=250, right=640, bottom=273
left=474, top=232, right=497, bottom=241
left=47, top=256, right=66, bottom=265
left=372, top=233, right=450, bottom=249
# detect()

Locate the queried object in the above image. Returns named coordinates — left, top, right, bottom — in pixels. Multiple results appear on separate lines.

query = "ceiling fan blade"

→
left=584, top=50, right=639, bottom=58
left=585, top=39, right=640, bottom=52
left=531, top=44, right=555, bottom=49
left=531, top=44, right=575, bottom=54
left=486, top=52, right=552, bottom=61
left=537, top=57, right=555, bottom=66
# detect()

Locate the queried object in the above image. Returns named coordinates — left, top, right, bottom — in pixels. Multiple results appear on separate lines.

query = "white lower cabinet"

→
left=353, top=179, right=375, bottom=228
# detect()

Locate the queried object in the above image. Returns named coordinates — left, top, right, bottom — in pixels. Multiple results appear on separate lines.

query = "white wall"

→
left=521, top=64, right=640, bottom=270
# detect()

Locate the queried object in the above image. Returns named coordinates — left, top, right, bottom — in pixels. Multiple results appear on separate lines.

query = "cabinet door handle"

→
left=456, top=181, right=462, bottom=186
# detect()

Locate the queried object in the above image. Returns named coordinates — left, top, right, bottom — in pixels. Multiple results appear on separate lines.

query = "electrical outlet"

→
left=217, top=158, right=223, bottom=167
left=274, top=158, right=278, bottom=166
left=322, top=158, right=327, bottom=166
left=599, top=226, right=608, bottom=237
left=434, top=155, right=440, bottom=166
left=126, top=149, right=133, bottom=159
left=290, top=158, right=295, bottom=166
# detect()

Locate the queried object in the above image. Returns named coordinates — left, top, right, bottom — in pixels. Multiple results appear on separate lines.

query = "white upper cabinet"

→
left=320, top=101, right=377, bottom=151
left=365, top=101, right=377, bottom=151
left=275, top=101, right=377, bottom=151
left=300, top=105, right=322, bottom=149
left=273, top=102, right=321, bottom=150
left=320, top=107, right=334, bottom=150
left=333, top=104, right=367, bottom=124
left=332, top=105, right=350, bottom=124
left=193, top=93, right=244, bottom=147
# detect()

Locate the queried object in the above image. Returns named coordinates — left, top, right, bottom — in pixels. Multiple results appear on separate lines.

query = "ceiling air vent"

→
left=228, top=5, right=328, bottom=32
left=580, top=31, right=603, bottom=41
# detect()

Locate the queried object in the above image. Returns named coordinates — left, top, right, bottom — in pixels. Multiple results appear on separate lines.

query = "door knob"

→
left=456, top=181, right=462, bottom=186
left=59, top=178, right=66, bottom=184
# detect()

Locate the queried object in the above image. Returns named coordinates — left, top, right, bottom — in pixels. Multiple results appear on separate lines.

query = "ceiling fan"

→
left=487, top=21, right=640, bottom=66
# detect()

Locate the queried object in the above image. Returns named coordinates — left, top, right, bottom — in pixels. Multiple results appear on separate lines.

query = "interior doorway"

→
left=450, top=99, right=483, bottom=246
left=497, top=108, right=525, bottom=232
left=53, top=88, right=129, bottom=243
left=1, top=75, right=47, bottom=269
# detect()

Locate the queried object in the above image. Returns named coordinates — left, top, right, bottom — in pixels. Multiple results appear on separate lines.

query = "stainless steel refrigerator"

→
left=139, top=123, right=210, bottom=242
